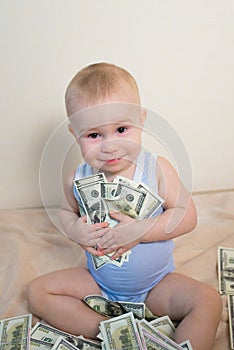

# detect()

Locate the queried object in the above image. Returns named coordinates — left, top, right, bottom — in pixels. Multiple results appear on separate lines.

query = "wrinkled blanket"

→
left=0, top=191, right=234, bottom=349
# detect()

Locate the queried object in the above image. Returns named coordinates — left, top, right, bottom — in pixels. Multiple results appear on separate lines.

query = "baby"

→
left=27, top=62, right=222, bottom=350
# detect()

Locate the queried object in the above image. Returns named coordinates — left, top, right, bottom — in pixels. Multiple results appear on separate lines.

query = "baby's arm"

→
left=97, top=156, right=196, bottom=252
left=140, top=155, right=197, bottom=242
left=59, top=170, right=109, bottom=255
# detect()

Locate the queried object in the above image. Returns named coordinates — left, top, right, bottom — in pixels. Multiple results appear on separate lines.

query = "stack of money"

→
left=74, top=173, right=164, bottom=223
left=74, top=173, right=164, bottom=270
left=0, top=304, right=192, bottom=349
left=83, top=294, right=193, bottom=350
left=0, top=314, right=32, bottom=350
left=99, top=313, right=193, bottom=350
left=218, top=246, right=234, bottom=349
left=229, top=296, right=234, bottom=350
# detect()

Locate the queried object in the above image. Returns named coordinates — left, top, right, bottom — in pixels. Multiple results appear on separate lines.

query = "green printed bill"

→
left=0, top=314, right=32, bottom=350
left=50, top=336, right=77, bottom=350
left=217, top=246, right=234, bottom=349
left=74, top=173, right=164, bottom=270
left=99, top=312, right=141, bottom=350
left=30, top=322, right=78, bottom=346
left=83, top=295, right=146, bottom=320
left=218, top=246, right=234, bottom=294
left=30, top=322, right=102, bottom=349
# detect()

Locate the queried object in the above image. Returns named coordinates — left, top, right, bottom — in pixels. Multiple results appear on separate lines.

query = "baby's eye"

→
left=88, top=133, right=100, bottom=139
left=117, top=126, right=127, bottom=133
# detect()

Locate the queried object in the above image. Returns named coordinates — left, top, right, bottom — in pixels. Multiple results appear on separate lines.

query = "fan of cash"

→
left=0, top=298, right=192, bottom=350
left=73, top=173, right=164, bottom=270
left=1, top=247, right=233, bottom=349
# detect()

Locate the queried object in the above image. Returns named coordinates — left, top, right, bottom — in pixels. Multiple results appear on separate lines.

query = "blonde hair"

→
left=65, top=62, right=140, bottom=116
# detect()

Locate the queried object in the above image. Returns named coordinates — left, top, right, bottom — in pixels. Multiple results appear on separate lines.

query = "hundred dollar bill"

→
left=83, top=295, right=127, bottom=318
left=91, top=248, right=131, bottom=270
left=144, top=306, right=158, bottom=322
left=30, top=338, right=53, bottom=350
left=113, top=175, right=137, bottom=188
left=134, top=323, right=147, bottom=350
left=78, top=182, right=118, bottom=228
left=83, top=294, right=159, bottom=322
left=100, top=182, right=118, bottom=200
left=77, top=182, right=104, bottom=223
left=76, top=181, right=121, bottom=269
left=91, top=252, right=130, bottom=270
left=74, top=173, right=112, bottom=224
left=74, top=173, right=107, bottom=190
left=100, top=182, right=121, bottom=222
left=0, top=314, right=32, bottom=350
left=218, top=247, right=234, bottom=294
left=136, top=183, right=164, bottom=219
left=31, top=323, right=78, bottom=346
left=228, top=294, right=234, bottom=349
left=114, top=176, right=164, bottom=218
left=150, top=316, right=175, bottom=340
left=99, top=312, right=142, bottom=350
left=138, top=319, right=183, bottom=350
left=83, top=295, right=146, bottom=321
left=139, top=326, right=172, bottom=349
left=51, top=336, right=77, bottom=350
left=76, top=178, right=133, bottom=269
left=74, top=335, right=102, bottom=349
left=112, top=183, right=146, bottom=218
left=91, top=254, right=108, bottom=270
left=105, top=252, right=129, bottom=267
left=119, top=301, right=145, bottom=320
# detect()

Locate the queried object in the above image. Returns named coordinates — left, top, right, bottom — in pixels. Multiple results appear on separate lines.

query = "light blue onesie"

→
left=73, top=151, right=175, bottom=302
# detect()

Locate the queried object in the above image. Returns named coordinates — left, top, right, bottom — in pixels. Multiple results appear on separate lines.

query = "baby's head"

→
left=65, top=63, right=146, bottom=177
left=65, top=62, right=141, bottom=116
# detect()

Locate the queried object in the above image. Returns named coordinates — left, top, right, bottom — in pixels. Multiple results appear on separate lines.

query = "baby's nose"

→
left=101, top=140, right=119, bottom=153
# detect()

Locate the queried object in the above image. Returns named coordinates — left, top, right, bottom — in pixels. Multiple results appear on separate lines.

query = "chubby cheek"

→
left=80, top=142, right=100, bottom=163
left=125, top=138, right=142, bottom=155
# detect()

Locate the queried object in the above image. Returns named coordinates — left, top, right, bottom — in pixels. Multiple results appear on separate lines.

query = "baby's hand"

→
left=97, top=211, right=143, bottom=250
left=100, top=241, right=139, bottom=260
left=70, top=215, right=109, bottom=248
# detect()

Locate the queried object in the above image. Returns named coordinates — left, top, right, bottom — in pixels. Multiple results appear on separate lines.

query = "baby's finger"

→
left=84, top=228, right=110, bottom=248
left=110, top=247, right=125, bottom=260
left=84, top=246, right=102, bottom=256
left=91, top=221, right=109, bottom=230
left=100, top=246, right=118, bottom=255
left=98, top=234, right=116, bottom=249
left=78, top=216, right=108, bottom=230
left=78, top=215, right=88, bottom=223
left=92, top=227, right=110, bottom=239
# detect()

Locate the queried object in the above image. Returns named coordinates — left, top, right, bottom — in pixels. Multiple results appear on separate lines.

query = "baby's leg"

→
left=26, top=267, right=107, bottom=337
left=145, top=272, right=222, bottom=350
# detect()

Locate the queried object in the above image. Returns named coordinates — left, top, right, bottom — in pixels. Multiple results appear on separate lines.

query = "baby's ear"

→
left=140, top=108, right=147, bottom=126
left=68, top=123, right=76, bottom=137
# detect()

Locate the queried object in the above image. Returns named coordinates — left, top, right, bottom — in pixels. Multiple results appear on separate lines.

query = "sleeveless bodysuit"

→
left=73, top=151, right=175, bottom=302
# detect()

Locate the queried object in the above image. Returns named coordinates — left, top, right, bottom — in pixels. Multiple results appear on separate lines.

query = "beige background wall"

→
left=0, top=1, right=233, bottom=209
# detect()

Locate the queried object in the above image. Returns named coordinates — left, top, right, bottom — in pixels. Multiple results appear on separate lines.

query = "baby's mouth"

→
left=105, top=158, right=120, bottom=164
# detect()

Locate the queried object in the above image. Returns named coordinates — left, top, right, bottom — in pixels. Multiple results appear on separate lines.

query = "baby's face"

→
left=69, top=89, right=146, bottom=178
